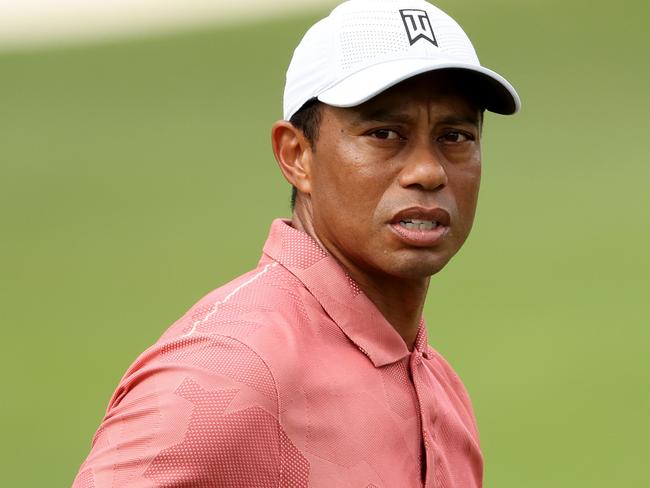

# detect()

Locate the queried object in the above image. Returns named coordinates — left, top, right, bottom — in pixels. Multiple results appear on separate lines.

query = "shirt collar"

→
left=262, top=219, right=429, bottom=367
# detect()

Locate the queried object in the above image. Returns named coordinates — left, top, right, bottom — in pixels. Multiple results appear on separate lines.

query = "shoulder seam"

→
left=183, top=262, right=279, bottom=338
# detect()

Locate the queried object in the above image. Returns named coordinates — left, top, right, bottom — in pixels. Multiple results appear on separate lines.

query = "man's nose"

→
left=397, top=142, right=448, bottom=191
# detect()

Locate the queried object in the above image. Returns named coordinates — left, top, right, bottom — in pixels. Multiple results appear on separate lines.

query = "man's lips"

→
left=389, top=207, right=451, bottom=247
left=391, top=207, right=451, bottom=226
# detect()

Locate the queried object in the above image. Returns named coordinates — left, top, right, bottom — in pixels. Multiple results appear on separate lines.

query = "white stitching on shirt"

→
left=183, top=262, right=279, bottom=338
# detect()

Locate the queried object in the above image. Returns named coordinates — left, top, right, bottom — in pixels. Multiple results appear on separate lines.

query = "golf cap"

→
left=283, top=0, right=521, bottom=120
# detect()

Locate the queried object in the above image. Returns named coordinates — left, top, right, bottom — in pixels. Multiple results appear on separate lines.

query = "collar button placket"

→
left=409, top=351, right=433, bottom=487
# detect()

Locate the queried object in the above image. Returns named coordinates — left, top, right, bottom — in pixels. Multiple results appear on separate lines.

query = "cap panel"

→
left=337, top=7, right=412, bottom=73
left=432, top=14, right=479, bottom=65
left=283, top=18, right=334, bottom=121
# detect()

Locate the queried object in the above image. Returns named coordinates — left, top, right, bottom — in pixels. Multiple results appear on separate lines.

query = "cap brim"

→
left=317, top=58, right=521, bottom=115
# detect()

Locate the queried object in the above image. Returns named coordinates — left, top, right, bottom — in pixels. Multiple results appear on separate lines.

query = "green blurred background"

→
left=1, top=1, right=648, bottom=486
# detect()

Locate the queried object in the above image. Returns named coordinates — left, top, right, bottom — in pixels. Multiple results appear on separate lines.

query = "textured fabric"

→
left=73, top=219, right=483, bottom=487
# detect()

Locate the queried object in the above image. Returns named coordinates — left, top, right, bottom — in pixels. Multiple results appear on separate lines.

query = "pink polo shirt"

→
left=73, top=219, right=483, bottom=487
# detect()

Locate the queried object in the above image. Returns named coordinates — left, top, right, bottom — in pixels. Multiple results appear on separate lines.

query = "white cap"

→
left=283, top=0, right=521, bottom=120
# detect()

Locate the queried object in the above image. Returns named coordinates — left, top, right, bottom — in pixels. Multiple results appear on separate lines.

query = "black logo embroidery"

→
left=399, top=9, right=438, bottom=46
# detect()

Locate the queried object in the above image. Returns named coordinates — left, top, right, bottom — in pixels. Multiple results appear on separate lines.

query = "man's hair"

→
left=288, top=99, right=323, bottom=210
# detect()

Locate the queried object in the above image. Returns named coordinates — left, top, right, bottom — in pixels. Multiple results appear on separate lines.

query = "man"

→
left=73, top=0, right=519, bottom=486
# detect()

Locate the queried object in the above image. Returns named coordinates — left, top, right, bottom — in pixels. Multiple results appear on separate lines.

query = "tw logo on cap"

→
left=399, top=9, right=438, bottom=46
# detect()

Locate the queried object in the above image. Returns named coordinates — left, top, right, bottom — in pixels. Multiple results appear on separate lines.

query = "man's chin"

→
left=385, top=252, right=454, bottom=280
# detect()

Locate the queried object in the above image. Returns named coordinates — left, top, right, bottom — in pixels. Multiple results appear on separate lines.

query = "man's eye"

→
left=369, top=129, right=402, bottom=140
left=438, top=131, right=472, bottom=143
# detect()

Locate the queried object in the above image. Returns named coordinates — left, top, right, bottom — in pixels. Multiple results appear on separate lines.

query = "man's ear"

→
left=271, top=121, right=313, bottom=196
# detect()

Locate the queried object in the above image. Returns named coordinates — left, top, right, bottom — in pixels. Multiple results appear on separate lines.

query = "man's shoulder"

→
left=164, top=259, right=314, bottom=341
left=134, top=259, right=321, bottom=385
left=111, top=260, right=320, bottom=409
left=80, top=261, right=318, bottom=487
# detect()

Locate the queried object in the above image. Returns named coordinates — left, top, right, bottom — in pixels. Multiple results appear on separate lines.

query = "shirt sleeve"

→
left=72, top=333, right=283, bottom=488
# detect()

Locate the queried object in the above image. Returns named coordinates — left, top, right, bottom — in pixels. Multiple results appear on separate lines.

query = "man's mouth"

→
left=392, top=206, right=451, bottom=227
left=389, top=207, right=451, bottom=247
left=399, top=219, right=440, bottom=231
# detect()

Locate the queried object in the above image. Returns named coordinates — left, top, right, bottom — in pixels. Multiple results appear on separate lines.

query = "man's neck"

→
left=291, top=205, right=428, bottom=350
left=346, top=268, right=429, bottom=351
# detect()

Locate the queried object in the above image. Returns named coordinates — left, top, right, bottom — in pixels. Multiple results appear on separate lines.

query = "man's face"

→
left=306, top=71, right=483, bottom=283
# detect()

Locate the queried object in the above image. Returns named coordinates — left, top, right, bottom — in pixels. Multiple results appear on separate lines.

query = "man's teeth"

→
left=400, top=219, right=439, bottom=231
